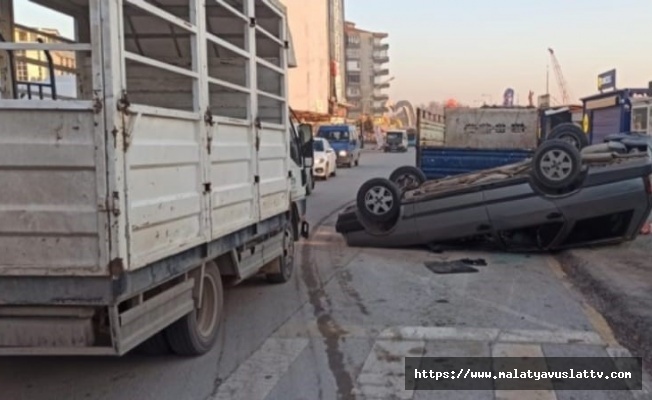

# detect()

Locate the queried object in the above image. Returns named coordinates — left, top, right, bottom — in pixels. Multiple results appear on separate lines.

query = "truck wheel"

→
left=547, top=123, right=588, bottom=150
left=166, top=261, right=223, bottom=356
left=266, top=225, right=295, bottom=284
left=531, top=139, right=582, bottom=190
left=356, top=178, right=401, bottom=223
left=389, top=166, right=427, bottom=192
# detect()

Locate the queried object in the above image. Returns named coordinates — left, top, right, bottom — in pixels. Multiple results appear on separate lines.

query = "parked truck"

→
left=415, top=107, right=538, bottom=179
left=0, top=0, right=314, bottom=356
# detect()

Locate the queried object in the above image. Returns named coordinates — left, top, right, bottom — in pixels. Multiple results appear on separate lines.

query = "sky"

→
left=345, top=0, right=652, bottom=106
left=12, top=0, right=652, bottom=106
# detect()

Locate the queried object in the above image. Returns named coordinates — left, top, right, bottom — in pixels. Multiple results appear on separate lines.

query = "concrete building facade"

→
left=282, top=0, right=330, bottom=119
left=344, top=21, right=390, bottom=119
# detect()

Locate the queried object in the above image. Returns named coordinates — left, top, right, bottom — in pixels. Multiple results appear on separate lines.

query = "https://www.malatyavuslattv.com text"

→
left=414, top=368, right=632, bottom=381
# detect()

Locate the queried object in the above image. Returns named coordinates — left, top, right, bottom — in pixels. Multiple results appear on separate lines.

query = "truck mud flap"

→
left=301, top=221, right=310, bottom=238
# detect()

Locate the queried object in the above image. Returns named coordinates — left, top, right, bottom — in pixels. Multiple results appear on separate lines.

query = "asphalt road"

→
left=0, top=149, right=646, bottom=400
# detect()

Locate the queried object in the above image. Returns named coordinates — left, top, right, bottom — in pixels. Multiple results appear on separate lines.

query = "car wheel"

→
left=356, top=178, right=401, bottom=224
left=389, top=166, right=427, bottom=192
left=166, top=261, right=223, bottom=356
left=531, top=139, right=582, bottom=191
left=547, top=123, right=588, bottom=150
left=331, top=166, right=337, bottom=176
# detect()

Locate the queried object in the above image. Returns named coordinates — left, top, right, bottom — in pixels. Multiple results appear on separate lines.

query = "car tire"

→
left=531, top=139, right=582, bottom=191
left=166, top=261, right=223, bottom=356
left=266, top=225, right=296, bottom=284
left=547, top=123, right=589, bottom=150
left=356, top=178, right=401, bottom=224
left=389, top=166, right=427, bottom=192
left=331, top=166, right=337, bottom=176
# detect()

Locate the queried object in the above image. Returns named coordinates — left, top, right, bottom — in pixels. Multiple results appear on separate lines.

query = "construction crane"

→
left=547, top=48, right=573, bottom=105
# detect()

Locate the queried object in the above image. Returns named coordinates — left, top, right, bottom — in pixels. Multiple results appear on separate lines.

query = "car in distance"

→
left=312, top=137, right=337, bottom=179
left=336, top=139, right=652, bottom=252
left=316, top=124, right=362, bottom=168
left=384, top=130, right=409, bottom=152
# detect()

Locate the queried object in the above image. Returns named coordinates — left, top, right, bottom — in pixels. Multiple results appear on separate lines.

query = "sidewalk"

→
left=558, top=231, right=652, bottom=367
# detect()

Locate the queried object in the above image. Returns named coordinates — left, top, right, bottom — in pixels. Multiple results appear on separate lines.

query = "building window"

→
left=348, top=75, right=360, bottom=83
left=15, top=61, right=28, bottom=81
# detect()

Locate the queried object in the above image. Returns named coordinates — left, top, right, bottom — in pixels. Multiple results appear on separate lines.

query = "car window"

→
left=387, top=132, right=402, bottom=139
left=319, top=130, right=350, bottom=141
left=313, top=140, right=324, bottom=152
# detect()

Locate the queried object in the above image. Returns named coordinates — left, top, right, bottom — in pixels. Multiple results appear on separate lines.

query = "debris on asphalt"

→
left=460, top=258, right=488, bottom=266
left=424, top=260, right=483, bottom=274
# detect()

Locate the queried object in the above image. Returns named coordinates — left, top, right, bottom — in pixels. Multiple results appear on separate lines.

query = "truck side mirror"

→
left=298, top=123, right=313, bottom=144
left=298, top=124, right=314, bottom=167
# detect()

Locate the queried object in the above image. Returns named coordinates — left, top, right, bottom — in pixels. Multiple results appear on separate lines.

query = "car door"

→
left=325, top=141, right=336, bottom=169
left=484, top=180, right=565, bottom=248
left=412, top=189, right=492, bottom=243
left=350, top=127, right=360, bottom=158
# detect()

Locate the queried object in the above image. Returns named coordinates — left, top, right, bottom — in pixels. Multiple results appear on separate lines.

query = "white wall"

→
left=281, top=0, right=330, bottom=115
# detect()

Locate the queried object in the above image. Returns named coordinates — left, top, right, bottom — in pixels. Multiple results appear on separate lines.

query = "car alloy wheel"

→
left=539, top=148, right=574, bottom=182
left=364, top=186, right=394, bottom=216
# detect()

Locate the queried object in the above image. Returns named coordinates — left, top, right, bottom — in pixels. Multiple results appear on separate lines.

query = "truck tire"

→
left=166, top=261, right=223, bottom=356
left=531, top=139, right=582, bottom=191
left=547, top=123, right=588, bottom=150
left=389, top=166, right=427, bottom=192
left=266, top=225, right=295, bottom=284
left=356, top=178, right=401, bottom=224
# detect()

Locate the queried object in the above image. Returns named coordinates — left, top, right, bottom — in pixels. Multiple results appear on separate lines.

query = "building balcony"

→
left=374, top=81, right=390, bottom=89
left=373, top=68, right=389, bottom=76
left=373, top=43, right=389, bottom=51
left=372, top=106, right=386, bottom=115
left=372, top=54, right=389, bottom=64
left=373, top=92, right=389, bottom=101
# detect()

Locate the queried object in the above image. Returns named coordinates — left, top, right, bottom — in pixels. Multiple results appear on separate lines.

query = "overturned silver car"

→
left=336, top=139, right=652, bottom=251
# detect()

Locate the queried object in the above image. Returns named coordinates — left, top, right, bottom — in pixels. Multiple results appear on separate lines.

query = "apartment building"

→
left=344, top=21, right=390, bottom=119
left=13, top=24, right=76, bottom=82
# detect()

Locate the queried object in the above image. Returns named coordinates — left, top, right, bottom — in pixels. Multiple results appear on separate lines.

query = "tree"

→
left=363, top=116, right=374, bottom=133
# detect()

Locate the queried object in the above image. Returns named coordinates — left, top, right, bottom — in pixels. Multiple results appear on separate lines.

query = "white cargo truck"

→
left=0, top=0, right=314, bottom=356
